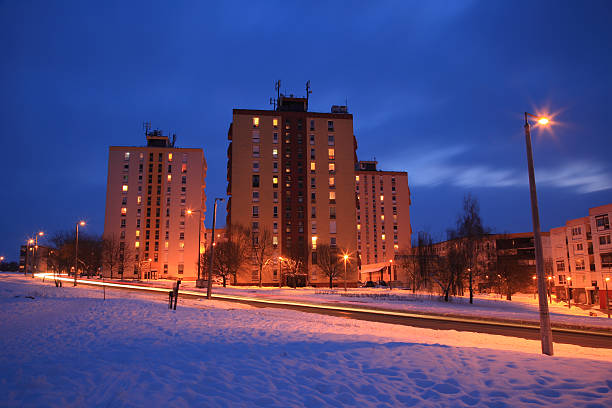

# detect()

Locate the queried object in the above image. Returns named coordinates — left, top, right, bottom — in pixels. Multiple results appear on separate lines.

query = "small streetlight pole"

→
left=566, top=276, right=571, bottom=309
left=187, top=209, right=203, bottom=284
left=74, top=221, right=85, bottom=287
left=524, top=112, right=553, bottom=356
left=25, top=239, right=34, bottom=276
left=278, top=256, right=283, bottom=288
left=207, top=198, right=224, bottom=299
left=605, top=277, right=610, bottom=319
left=33, top=231, right=44, bottom=278
left=343, top=254, right=349, bottom=292
left=532, top=275, right=537, bottom=299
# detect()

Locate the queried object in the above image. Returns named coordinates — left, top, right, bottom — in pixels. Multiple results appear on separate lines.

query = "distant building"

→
left=226, top=91, right=358, bottom=286
left=355, top=160, right=412, bottom=267
left=551, top=203, right=612, bottom=308
left=103, top=129, right=207, bottom=280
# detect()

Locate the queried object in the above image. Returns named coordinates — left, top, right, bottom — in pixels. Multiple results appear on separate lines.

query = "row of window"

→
left=252, top=117, right=335, bottom=132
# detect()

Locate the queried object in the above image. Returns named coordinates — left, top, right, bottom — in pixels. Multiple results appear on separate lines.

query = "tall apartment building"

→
left=356, top=160, right=411, bottom=267
left=550, top=203, right=612, bottom=307
left=103, top=129, right=206, bottom=280
left=227, top=94, right=358, bottom=286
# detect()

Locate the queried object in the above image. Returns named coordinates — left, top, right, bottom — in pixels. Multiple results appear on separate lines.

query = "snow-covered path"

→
left=1, top=275, right=611, bottom=407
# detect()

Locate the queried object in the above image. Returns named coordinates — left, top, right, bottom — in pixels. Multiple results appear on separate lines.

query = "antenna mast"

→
left=305, top=80, right=312, bottom=106
left=143, top=121, right=151, bottom=136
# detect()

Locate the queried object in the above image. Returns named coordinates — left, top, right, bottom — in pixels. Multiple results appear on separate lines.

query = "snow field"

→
left=1, top=275, right=611, bottom=408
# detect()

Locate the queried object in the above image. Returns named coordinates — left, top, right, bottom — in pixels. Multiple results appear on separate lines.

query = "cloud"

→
left=384, top=145, right=612, bottom=194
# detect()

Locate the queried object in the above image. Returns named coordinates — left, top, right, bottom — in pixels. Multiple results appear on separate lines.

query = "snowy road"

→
left=35, top=273, right=612, bottom=349
left=1, top=274, right=612, bottom=407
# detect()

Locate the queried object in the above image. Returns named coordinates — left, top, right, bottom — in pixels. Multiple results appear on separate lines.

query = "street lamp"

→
left=32, top=231, right=44, bottom=278
left=566, top=276, right=572, bottom=309
left=605, top=277, right=610, bottom=319
left=206, top=197, right=224, bottom=299
left=278, top=256, right=284, bottom=288
left=524, top=111, right=554, bottom=356
left=74, top=221, right=86, bottom=287
left=187, top=209, right=203, bottom=283
left=532, top=275, right=537, bottom=299
left=342, top=253, right=349, bottom=292
left=389, top=259, right=394, bottom=290
left=24, top=239, right=34, bottom=276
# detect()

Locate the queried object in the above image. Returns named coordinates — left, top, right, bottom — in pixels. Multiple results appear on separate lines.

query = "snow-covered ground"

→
left=1, top=274, right=611, bottom=407
left=119, top=278, right=612, bottom=330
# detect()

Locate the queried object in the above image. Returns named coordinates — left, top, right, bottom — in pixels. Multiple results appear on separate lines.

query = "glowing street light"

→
left=342, top=253, right=349, bottom=292
left=278, top=256, right=284, bottom=288
left=523, top=111, right=554, bottom=356
left=32, top=231, right=44, bottom=278
left=566, top=276, right=572, bottom=309
left=74, top=221, right=86, bottom=287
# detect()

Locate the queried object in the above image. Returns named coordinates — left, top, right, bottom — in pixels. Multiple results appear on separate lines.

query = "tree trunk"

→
left=222, top=276, right=227, bottom=287
left=259, top=265, right=263, bottom=287
left=329, top=275, right=333, bottom=289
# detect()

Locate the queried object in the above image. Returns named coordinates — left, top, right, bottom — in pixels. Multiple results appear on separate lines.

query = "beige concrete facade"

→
left=227, top=99, right=358, bottom=286
left=549, top=203, right=611, bottom=306
left=356, top=161, right=412, bottom=271
left=103, top=133, right=206, bottom=280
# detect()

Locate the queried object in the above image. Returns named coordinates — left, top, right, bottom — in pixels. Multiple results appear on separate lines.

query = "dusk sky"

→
left=1, top=0, right=611, bottom=260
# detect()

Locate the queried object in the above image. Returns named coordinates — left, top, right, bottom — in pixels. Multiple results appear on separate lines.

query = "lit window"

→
left=328, top=148, right=335, bottom=160
left=310, top=162, right=316, bottom=171
left=122, top=185, right=128, bottom=192
left=382, top=234, right=386, bottom=240
left=357, top=224, right=361, bottom=230
left=124, top=152, right=130, bottom=160
left=381, top=215, right=384, bottom=221
left=273, top=176, right=278, bottom=185
left=135, top=230, right=140, bottom=237
left=168, top=153, right=173, bottom=162
left=329, top=191, right=336, bottom=201
left=135, top=242, right=140, bottom=248
left=272, top=148, right=278, bottom=158
left=137, top=196, right=142, bottom=204
left=273, top=118, right=279, bottom=127
left=121, top=207, right=127, bottom=215
left=311, top=236, right=317, bottom=249
left=329, top=177, right=335, bottom=186
left=253, top=117, right=260, bottom=127
left=380, top=195, right=384, bottom=201
left=394, top=244, right=399, bottom=250
left=179, top=242, right=185, bottom=249
left=355, top=175, right=359, bottom=182
left=165, top=241, right=169, bottom=249
left=167, top=174, right=172, bottom=182
left=329, top=163, right=335, bottom=172
left=273, top=236, right=278, bottom=246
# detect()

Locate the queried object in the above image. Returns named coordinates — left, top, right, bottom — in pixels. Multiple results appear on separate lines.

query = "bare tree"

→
left=433, top=240, right=464, bottom=302
left=102, top=234, right=122, bottom=279
left=118, top=242, right=134, bottom=280
left=317, top=243, right=342, bottom=289
left=454, top=194, right=490, bottom=303
left=252, top=228, right=274, bottom=287
left=213, top=224, right=251, bottom=286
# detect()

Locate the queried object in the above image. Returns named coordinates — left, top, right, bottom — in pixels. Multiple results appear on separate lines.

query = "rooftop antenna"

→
left=305, top=80, right=312, bottom=105
left=143, top=121, right=151, bottom=136
left=171, top=134, right=176, bottom=147
left=269, top=97, right=277, bottom=110
left=275, top=80, right=281, bottom=101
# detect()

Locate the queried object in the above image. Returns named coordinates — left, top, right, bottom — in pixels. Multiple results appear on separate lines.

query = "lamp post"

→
left=532, top=275, right=537, bottom=299
left=25, top=239, right=34, bottom=276
left=566, top=276, right=571, bottom=309
left=32, top=231, right=44, bottom=278
left=187, top=209, right=203, bottom=283
left=343, top=254, right=349, bottom=292
left=207, top=197, right=224, bottom=299
left=547, top=276, right=553, bottom=304
left=389, top=259, right=394, bottom=290
left=605, top=277, right=610, bottom=319
left=524, top=111, right=553, bottom=355
left=278, top=256, right=284, bottom=288
left=74, top=221, right=85, bottom=287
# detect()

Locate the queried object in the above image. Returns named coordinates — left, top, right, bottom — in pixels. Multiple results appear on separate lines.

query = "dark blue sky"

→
left=2, top=1, right=611, bottom=260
